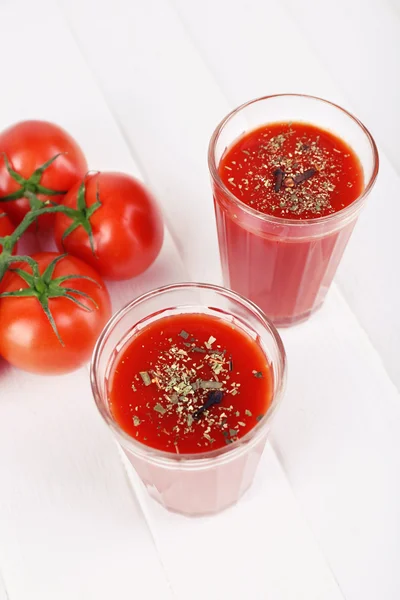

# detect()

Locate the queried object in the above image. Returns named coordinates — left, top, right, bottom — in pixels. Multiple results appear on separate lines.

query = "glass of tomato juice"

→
left=91, top=283, right=286, bottom=516
left=209, top=94, right=379, bottom=326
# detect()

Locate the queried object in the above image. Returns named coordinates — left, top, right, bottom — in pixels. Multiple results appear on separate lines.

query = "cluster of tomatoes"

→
left=0, top=120, right=164, bottom=375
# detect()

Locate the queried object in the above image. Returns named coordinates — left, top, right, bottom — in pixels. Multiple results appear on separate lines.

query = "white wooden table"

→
left=0, top=1, right=399, bottom=598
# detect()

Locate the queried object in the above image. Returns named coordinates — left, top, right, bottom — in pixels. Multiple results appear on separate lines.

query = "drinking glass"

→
left=209, top=94, right=379, bottom=326
left=91, top=282, right=286, bottom=516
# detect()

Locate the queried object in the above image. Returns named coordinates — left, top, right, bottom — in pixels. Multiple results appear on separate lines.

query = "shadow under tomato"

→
left=0, top=355, right=13, bottom=378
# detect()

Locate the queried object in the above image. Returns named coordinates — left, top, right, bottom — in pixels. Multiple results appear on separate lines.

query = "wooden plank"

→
left=121, top=444, right=344, bottom=600
left=274, top=288, right=400, bottom=600
left=168, top=4, right=400, bottom=598
left=0, top=370, right=174, bottom=600
left=59, top=0, right=226, bottom=284
left=0, top=1, right=183, bottom=598
left=60, top=1, right=351, bottom=598
left=61, top=1, right=400, bottom=599
left=171, top=0, right=400, bottom=392
left=281, top=0, right=400, bottom=393
left=0, top=573, right=8, bottom=600
left=283, top=0, right=400, bottom=175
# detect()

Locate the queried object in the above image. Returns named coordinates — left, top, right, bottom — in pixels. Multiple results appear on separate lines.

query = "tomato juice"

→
left=108, top=312, right=272, bottom=454
left=219, top=121, right=363, bottom=219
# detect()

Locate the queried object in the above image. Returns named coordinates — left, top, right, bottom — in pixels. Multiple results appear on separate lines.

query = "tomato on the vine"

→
left=0, top=120, right=87, bottom=230
left=0, top=252, right=111, bottom=374
left=53, top=172, right=164, bottom=280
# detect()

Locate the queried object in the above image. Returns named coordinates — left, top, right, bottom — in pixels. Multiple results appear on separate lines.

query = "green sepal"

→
left=0, top=152, right=68, bottom=205
left=40, top=296, right=65, bottom=346
left=0, top=253, right=99, bottom=345
left=6, top=267, right=36, bottom=287
left=42, top=253, right=67, bottom=284
left=0, top=189, right=25, bottom=202
left=60, top=176, right=102, bottom=256
left=61, top=287, right=99, bottom=310
left=0, top=288, right=38, bottom=299
left=2, top=153, right=25, bottom=185
left=29, top=153, right=66, bottom=185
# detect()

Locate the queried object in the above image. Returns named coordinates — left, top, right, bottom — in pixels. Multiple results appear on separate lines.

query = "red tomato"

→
left=0, top=120, right=87, bottom=229
left=0, top=252, right=111, bottom=374
left=54, top=172, right=164, bottom=280
left=0, top=212, right=16, bottom=254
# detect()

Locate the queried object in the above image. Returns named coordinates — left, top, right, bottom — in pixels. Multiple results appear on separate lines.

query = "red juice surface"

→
left=219, top=121, right=363, bottom=219
left=213, top=121, right=364, bottom=325
left=108, top=313, right=272, bottom=454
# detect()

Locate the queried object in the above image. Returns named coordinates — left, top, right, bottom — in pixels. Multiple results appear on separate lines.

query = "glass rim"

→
left=208, top=93, right=379, bottom=227
left=90, top=282, right=287, bottom=468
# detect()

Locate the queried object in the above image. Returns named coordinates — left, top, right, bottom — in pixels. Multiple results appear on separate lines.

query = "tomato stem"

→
left=0, top=174, right=102, bottom=346
left=0, top=253, right=100, bottom=344
left=0, top=203, right=77, bottom=282
left=0, top=152, right=68, bottom=203
left=60, top=176, right=101, bottom=255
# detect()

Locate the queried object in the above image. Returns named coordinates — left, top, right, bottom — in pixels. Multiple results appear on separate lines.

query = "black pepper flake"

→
left=193, top=390, right=224, bottom=421
left=273, top=168, right=285, bottom=192
left=293, top=168, right=317, bottom=185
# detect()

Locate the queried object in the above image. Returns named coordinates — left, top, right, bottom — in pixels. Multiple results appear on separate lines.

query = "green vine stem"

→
left=0, top=187, right=103, bottom=345
left=0, top=200, right=76, bottom=281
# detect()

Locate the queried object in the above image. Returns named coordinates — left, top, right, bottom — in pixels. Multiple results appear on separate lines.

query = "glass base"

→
left=146, top=480, right=252, bottom=517
left=122, top=432, right=269, bottom=516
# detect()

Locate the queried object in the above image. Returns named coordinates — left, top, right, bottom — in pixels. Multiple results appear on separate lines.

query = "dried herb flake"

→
left=200, top=380, right=223, bottom=390
left=140, top=371, right=151, bottom=386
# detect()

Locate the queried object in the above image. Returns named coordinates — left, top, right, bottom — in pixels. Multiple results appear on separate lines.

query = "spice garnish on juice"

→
left=108, top=313, right=272, bottom=454
left=219, top=121, right=364, bottom=219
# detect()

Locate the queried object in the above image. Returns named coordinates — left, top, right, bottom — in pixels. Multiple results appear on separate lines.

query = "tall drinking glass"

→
left=209, top=94, right=379, bottom=326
